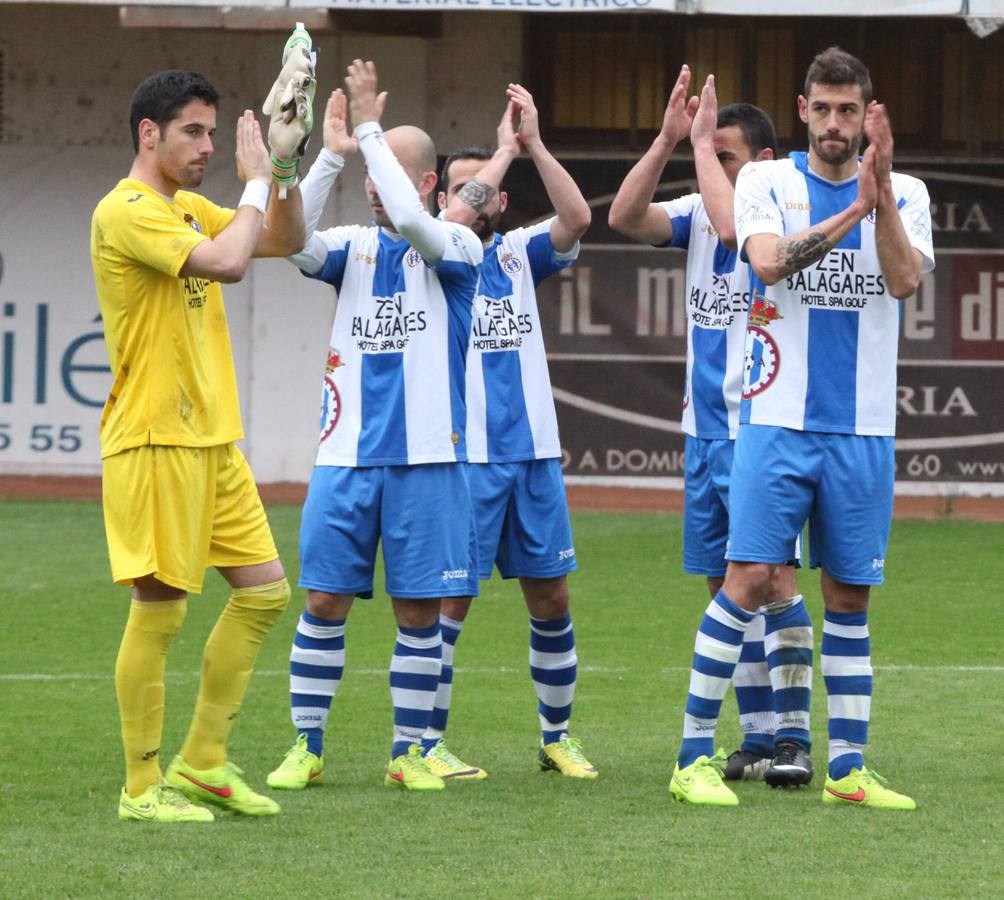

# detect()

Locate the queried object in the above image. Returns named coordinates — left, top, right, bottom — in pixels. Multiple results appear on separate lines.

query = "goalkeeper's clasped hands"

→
left=262, top=22, right=318, bottom=198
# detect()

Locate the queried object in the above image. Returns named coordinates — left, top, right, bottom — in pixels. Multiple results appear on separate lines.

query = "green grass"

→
left=1, top=499, right=1003, bottom=898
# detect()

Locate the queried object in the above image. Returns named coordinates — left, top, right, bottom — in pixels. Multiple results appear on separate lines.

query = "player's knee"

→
left=522, top=576, right=570, bottom=619
left=724, top=562, right=773, bottom=607
left=231, top=577, right=292, bottom=624
left=306, top=590, right=353, bottom=620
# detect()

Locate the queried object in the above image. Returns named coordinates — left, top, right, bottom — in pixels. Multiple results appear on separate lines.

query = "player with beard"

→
left=410, top=85, right=597, bottom=781
left=668, top=47, right=933, bottom=809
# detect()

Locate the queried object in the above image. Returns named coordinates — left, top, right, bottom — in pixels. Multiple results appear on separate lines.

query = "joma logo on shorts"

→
left=442, top=569, right=469, bottom=582
left=558, top=548, right=576, bottom=560
left=872, top=558, right=885, bottom=569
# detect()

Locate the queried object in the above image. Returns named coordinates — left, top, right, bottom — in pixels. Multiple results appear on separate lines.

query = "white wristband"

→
left=239, top=179, right=271, bottom=215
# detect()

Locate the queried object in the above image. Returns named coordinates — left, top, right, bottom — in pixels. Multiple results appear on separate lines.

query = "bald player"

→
left=266, top=61, right=483, bottom=792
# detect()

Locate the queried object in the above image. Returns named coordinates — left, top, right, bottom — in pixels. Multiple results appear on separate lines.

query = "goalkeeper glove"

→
left=262, top=23, right=317, bottom=196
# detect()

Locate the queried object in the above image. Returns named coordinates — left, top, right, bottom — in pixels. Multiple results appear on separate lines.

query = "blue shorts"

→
left=299, top=463, right=479, bottom=599
left=471, top=458, right=576, bottom=581
left=683, top=435, right=733, bottom=578
left=727, top=425, right=894, bottom=585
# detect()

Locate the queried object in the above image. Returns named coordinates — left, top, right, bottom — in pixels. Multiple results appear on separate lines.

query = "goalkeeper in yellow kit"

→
left=91, top=37, right=315, bottom=823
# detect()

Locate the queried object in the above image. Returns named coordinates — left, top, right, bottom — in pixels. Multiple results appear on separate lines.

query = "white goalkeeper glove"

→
left=262, top=23, right=317, bottom=197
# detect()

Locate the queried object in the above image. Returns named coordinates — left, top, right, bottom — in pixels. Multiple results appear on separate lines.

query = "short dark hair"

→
left=804, top=46, right=873, bottom=104
left=717, top=103, right=778, bottom=157
left=129, top=70, right=219, bottom=152
left=439, top=146, right=493, bottom=196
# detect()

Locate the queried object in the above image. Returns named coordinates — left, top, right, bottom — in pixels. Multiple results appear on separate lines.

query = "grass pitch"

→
left=1, top=498, right=1002, bottom=898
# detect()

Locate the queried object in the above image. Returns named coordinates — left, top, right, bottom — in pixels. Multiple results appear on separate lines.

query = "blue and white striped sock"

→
left=390, top=623, right=442, bottom=760
left=822, top=609, right=872, bottom=779
left=289, top=611, right=346, bottom=757
left=529, top=614, right=577, bottom=744
left=422, top=614, right=464, bottom=753
left=764, top=594, right=813, bottom=751
left=679, top=590, right=755, bottom=768
left=732, top=613, right=776, bottom=758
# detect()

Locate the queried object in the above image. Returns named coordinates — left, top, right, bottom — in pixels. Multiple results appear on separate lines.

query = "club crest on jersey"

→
left=325, top=348, right=345, bottom=373
left=405, top=248, right=423, bottom=268
left=743, top=325, right=780, bottom=398
left=499, top=251, right=523, bottom=275
left=319, top=375, right=341, bottom=442
left=748, top=294, right=783, bottom=327
left=183, top=213, right=202, bottom=234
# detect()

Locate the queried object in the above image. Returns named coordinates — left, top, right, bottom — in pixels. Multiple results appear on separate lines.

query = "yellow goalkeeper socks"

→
left=180, top=579, right=291, bottom=770
left=115, top=598, right=188, bottom=798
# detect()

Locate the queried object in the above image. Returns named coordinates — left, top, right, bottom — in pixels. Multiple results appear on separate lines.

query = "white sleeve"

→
left=896, top=175, right=935, bottom=275
left=287, top=231, right=328, bottom=275
left=354, top=121, right=447, bottom=262
left=734, top=163, right=785, bottom=262
left=298, top=148, right=345, bottom=235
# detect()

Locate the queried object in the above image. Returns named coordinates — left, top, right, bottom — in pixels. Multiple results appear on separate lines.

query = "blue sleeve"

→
left=525, top=230, right=576, bottom=287
left=302, top=242, right=351, bottom=293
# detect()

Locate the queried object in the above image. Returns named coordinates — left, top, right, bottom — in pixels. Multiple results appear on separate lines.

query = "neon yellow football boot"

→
left=267, top=733, right=324, bottom=790
left=822, top=767, right=916, bottom=810
left=538, top=737, right=598, bottom=779
left=422, top=740, right=487, bottom=781
left=165, top=756, right=280, bottom=816
left=384, top=743, right=445, bottom=791
left=670, top=749, right=739, bottom=807
left=118, top=783, right=214, bottom=823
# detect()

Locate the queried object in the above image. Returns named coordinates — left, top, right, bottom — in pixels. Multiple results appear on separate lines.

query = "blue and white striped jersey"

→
left=659, top=194, right=750, bottom=440
left=465, top=219, right=577, bottom=463
left=734, top=152, right=934, bottom=436
left=296, top=222, right=481, bottom=467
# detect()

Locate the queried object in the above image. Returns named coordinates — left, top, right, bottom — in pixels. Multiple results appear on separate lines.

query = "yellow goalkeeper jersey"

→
left=91, top=179, right=243, bottom=458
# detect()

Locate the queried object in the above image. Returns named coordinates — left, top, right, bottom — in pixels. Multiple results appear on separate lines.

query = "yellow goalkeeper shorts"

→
left=102, top=443, right=278, bottom=594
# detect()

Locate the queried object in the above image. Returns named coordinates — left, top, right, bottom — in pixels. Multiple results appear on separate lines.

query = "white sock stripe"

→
left=683, top=713, right=718, bottom=740
left=395, top=632, right=442, bottom=651
left=821, top=657, right=873, bottom=676
left=767, top=663, right=813, bottom=689
left=705, top=601, right=752, bottom=632
left=740, top=710, right=778, bottom=733
left=291, top=675, right=341, bottom=694
left=534, top=681, right=575, bottom=708
left=389, top=657, right=442, bottom=677
left=763, top=626, right=814, bottom=652
left=822, top=622, right=870, bottom=640
left=732, top=664, right=772, bottom=688
left=390, top=687, right=438, bottom=711
left=290, top=648, right=345, bottom=666
left=828, top=740, right=866, bottom=762
left=744, top=615, right=766, bottom=641
left=297, top=619, right=346, bottom=639
left=439, top=615, right=465, bottom=632
left=441, top=643, right=456, bottom=667
left=688, top=672, right=731, bottom=700
left=694, top=635, right=745, bottom=663
left=528, top=649, right=578, bottom=670
left=828, top=694, right=872, bottom=721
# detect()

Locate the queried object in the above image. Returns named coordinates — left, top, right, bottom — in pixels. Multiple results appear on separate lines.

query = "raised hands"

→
left=235, top=110, right=272, bottom=184
left=344, top=59, right=388, bottom=130
left=496, top=98, right=521, bottom=158
left=690, top=74, right=718, bottom=149
left=864, top=100, right=894, bottom=183
left=659, top=64, right=699, bottom=147
left=322, top=89, right=357, bottom=157
left=856, top=144, right=880, bottom=214
left=507, top=83, right=541, bottom=151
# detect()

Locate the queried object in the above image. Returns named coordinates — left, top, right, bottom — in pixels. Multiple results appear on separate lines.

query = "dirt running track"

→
left=2, top=475, right=1003, bottom=522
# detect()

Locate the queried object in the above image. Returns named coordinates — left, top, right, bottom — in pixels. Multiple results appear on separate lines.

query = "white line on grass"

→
left=2, top=664, right=1002, bottom=682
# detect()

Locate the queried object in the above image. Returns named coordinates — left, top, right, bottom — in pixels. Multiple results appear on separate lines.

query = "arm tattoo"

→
left=776, top=231, right=833, bottom=276
left=456, top=178, right=496, bottom=214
